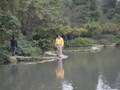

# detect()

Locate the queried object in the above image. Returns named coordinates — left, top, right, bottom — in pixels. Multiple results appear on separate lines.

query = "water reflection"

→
left=56, top=58, right=74, bottom=90
left=11, top=65, right=18, bottom=78
left=56, top=58, right=64, bottom=79
left=0, top=48, right=120, bottom=90
left=96, top=73, right=118, bottom=90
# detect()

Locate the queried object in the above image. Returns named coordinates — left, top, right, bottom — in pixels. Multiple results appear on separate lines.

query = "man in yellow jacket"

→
left=55, top=34, right=64, bottom=57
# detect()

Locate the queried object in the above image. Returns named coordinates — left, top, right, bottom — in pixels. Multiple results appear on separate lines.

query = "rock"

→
left=91, top=47, right=99, bottom=51
left=10, top=56, right=18, bottom=64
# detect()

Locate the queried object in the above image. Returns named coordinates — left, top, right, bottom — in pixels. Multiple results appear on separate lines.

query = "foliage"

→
left=101, top=0, right=117, bottom=13
left=0, top=0, right=19, bottom=13
left=114, top=14, right=120, bottom=23
left=0, top=41, right=11, bottom=64
left=0, top=51, right=10, bottom=64
left=114, top=1, right=120, bottom=23
left=17, top=34, right=40, bottom=56
left=65, top=37, right=96, bottom=47
left=68, top=27, right=87, bottom=36
left=68, top=0, right=99, bottom=26
left=0, top=12, right=21, bottom=44
left=98, top=39, right=111, bottom=45
left=38, top=39, right=54, bottom=51
left=17, top=0, right=64, bottom=35
left=83, top=21, right=101, bottom=37
left=94, top=34, right=117, bottom=42
left=99, top=23, right=120, bottom=35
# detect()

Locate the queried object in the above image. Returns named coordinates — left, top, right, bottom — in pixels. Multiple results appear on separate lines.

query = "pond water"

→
left=0, top=48, right=120, bottom=90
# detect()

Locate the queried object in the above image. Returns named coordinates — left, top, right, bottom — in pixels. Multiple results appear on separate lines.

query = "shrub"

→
left=0, top=41, right=11, bottom=64
left=65, top=37, right=96, bottom=47
left=0, top=51, right=10, bottom=64
left=83, top=22, right=101, bottom=37
left=99, top=23, right=120, bottom=35
left=94, top=34, right=117, bottom=42
left=0, top=42, right=11, bottom=64
left=38, top=39, right=54, bottom=51
left=99, top=39, right=111, bottom=45
left=17, top=34, right=40, bottom=56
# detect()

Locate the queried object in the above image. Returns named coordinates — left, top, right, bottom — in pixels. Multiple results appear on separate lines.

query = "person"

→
left=55, top=34, right=64, bottom=57
left=10, top=36, right=18, bottom=56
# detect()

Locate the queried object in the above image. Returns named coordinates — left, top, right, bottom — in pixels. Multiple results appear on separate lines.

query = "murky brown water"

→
left=0, top=48, right=120, bottom=90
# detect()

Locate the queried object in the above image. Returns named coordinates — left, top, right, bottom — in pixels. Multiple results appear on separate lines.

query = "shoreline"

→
left=1, top=44, right=117, bottom=65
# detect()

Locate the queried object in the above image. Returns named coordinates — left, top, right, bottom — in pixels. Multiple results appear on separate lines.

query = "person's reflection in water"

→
left=56, top=58, right=73, bottom=90
left=56, top=58, right=64, bottom=79
left=11, top=65, right=18, bottom=78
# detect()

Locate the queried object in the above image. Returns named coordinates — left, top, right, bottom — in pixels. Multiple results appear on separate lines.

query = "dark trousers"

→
left=12, top=47, right=17, bottom=56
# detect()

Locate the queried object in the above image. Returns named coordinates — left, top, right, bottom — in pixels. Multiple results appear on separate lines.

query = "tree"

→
left=16, top=0, right=64, bottom=37
left=0, top=0, right=19, bottom=14
left=0, top=12, right=21, bottom=44
left=114, top=1, right=120, bottom=23
left=68, top=0, right=99, bottom=27
left=101, top=0, right=117, bottom=19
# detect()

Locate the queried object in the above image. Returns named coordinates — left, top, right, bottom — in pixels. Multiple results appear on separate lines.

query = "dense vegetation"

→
left=0, top=0, right=120, bottom=64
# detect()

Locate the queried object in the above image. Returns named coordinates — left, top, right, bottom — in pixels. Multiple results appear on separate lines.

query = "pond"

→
left=0, top=48, right=120, bottom=90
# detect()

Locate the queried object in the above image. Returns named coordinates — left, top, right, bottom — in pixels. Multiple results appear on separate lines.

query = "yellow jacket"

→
left=55, top=37, right=64, bottom=47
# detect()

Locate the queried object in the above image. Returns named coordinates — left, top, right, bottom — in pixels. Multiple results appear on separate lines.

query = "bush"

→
left=0, top=51, right=10, bottom=64
left=83, top=22, right=101, bottom=37
left=98, top=23, right=120, bottom=35
left=0, top=41, right=11, bottom=64
left=98, top=39, right=111, bottom=45
left=17, top=34, right=40, bottom=56
left=94, top=34, right=117, bottom=42
left=0, top=42, right=11, bottom=64
left=65, top=37, right=96, bottom=47
left=0, top=12, right=21, bottom=44
left=38, top=39, right=54, bottom=51
left=0, top=41, right=11, bottom=52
